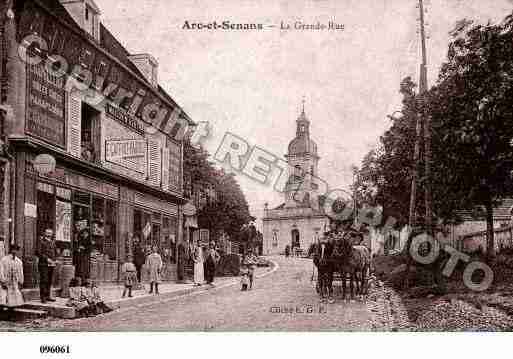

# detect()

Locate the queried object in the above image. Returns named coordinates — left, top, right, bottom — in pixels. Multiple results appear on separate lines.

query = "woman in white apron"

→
left=193, top=242, right=204, bottom=286
left=0, top=244, right=24, bottom=308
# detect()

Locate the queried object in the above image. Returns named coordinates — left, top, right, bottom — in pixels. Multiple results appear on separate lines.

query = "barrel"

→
left=90, top=256, right=98, bottom=281
left=59, top=256, right=75, bottom=298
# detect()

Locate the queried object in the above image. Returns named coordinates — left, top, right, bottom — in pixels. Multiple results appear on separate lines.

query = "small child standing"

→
left=240, top=265, right=250, bottom=291
left=121, top=254, right=137, bottom=298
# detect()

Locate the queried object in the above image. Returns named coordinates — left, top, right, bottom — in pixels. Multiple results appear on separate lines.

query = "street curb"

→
left=106, top=258, right=279, bottom=311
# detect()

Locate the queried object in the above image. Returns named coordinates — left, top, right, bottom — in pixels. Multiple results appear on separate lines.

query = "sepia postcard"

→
left=2, top=1, right=513, bottom=351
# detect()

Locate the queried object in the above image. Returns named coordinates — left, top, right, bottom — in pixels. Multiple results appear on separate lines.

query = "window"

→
left=81, top=102, right=100, bottom=163
left=85, top=7, right=89, bottom=20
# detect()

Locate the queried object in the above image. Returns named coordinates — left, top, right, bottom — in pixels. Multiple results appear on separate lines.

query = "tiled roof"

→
left=37, top=0, right=193, bottom=124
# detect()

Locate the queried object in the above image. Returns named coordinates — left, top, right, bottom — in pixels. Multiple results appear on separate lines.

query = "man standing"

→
left=133, top=235, right=146, bottom=284
left=36, top=229, right=57, bottom=303
left=204, top=241, right=220, bottom=286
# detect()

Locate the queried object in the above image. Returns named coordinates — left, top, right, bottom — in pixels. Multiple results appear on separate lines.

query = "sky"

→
left=94, top=0, right=512, bottom=229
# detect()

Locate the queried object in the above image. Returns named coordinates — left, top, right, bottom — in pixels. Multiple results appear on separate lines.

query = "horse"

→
left=333, top=230, right=371, bottom=300
left=311, top=240, right=335, bottom=302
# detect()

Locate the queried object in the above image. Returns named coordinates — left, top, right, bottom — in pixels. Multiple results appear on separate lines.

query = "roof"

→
left=288, top=136, right=317, bottom=156
left=36, top=0, right=194, bottom=125
left=456, top=198, right=513, bottom=221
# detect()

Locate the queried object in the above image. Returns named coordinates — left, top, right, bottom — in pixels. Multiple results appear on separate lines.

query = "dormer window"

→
left=59, top=0, right=101, bottom=42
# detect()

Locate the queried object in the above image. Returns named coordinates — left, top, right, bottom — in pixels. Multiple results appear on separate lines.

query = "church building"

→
left=262, top=105, right=328, bottom=255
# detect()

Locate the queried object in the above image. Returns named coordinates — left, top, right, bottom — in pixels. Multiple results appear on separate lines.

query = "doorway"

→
left=291, top=229, right=300, bottom=251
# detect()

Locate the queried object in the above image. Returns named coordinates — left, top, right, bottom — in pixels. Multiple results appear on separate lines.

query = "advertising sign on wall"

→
left=56, top=200, right=72, bottom=243
left=26, top=62, right=66, bottom=147
left=105, top=139, right=147, bottom=174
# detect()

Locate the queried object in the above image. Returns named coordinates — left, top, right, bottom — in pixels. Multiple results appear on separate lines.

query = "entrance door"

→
left=291, top=229, right=300, bottom=250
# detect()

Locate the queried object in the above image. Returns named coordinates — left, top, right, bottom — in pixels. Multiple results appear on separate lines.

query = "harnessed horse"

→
left=332, top=230, right=371, bottom=300
left=311, top=240, right=335, bottom=301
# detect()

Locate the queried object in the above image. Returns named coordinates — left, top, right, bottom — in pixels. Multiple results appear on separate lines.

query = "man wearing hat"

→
left=36, top=228, right=57, bottom=303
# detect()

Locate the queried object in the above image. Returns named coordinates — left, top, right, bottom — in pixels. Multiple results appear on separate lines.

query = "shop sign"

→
left=56, top=200, right=72, bottom=243
left=105, top=104, right=145, bottom=135
left=105, top=139, right=147, bottom=174
left=24, top=203, right=37, bottom=218
left=26, top=62, right=66, bottom=147
left=17, top=2, right=182, bottom=137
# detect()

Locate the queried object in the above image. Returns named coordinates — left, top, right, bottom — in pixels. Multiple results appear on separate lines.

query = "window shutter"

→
left=67, top=92, right=81, bottom=157
left=147, top=140, right=161, bottom=187
left=161, top=146, right=170, bottom=191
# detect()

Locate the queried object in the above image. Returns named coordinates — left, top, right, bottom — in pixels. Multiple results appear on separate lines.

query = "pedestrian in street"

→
left=192, top=241, right=204, bottom=286
left=204, top=242, right=220, bottom=286
left=243, top=249, right=257, bottom=290
left=146, top=246, right=163, bottom=295
left=121, top=254, right=137, bottom=298
left=36, top=228, right=57, bottom=303
left=285, top=245, right=290, bottom=258
left=0, top=244, right=24, bottom=311
left=133, top=235, right=146, bottom=284
left=240, top=265, right=250, bottom=291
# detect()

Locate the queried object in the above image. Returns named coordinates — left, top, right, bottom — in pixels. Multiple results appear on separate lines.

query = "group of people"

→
left=67, top=277, right=113, bottom=317
left=192, top=241, right=221, bottom=287
left=122, top=237, right=164, bottom=297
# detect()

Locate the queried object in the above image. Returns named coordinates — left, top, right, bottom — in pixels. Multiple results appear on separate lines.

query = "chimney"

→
left=60, top=0, right=101, bottom=42
left=128, top=53, right=159, bottom=88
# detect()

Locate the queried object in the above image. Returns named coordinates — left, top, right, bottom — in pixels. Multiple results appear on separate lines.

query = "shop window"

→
left=105, top=200, right=117, bottom=260
left=90, top=197, right=117, bottom=260
left=81, top=102, right=100, bottom=163
left=135, top=211, right=153, bottom=251
left=92, top=197, right=105, bottom=256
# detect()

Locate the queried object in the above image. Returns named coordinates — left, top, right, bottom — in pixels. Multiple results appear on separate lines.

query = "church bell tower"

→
left=284, top=101, right=320, bottom=208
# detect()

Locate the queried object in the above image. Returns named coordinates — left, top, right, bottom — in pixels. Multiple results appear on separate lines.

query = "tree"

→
left=428, top=15, right=513, bottom=258
left=355, top=76, right=421, bottom=228
left=183, top=141, right=254, bottom=241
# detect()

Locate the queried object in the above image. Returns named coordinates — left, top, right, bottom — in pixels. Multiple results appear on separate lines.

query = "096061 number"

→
left=40, top=345, right=70, bottom=354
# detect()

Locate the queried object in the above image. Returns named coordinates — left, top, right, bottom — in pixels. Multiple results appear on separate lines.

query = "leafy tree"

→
left=183, top=141, right=253, bottom=241
left=428, top=15, right=513, bottom=258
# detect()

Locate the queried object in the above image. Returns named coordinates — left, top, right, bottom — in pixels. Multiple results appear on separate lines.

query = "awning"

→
left=185, top=215, right=198, bottom=228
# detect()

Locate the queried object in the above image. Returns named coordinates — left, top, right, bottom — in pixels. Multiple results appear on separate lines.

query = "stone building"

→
left=0, top=0, right=194, bottom=289
left=262, top=106, right=328, bottom=255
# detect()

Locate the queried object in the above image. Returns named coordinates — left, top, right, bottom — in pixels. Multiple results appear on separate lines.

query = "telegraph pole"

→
left=408, top=0, right=430, bottom=234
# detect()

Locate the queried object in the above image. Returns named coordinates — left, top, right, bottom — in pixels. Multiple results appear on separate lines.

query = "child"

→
left=67, top=277, right=90, bottom=318
left=240, top=265, right=250, bottom=291
left=121, top=254, right=137, bottom=298
left=83, top=279, right=113, bottom=315
left=146, top=246, right=163, bottom=295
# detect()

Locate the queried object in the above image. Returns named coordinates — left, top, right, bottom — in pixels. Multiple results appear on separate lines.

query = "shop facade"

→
left=0, top=0, right=192, bottom=288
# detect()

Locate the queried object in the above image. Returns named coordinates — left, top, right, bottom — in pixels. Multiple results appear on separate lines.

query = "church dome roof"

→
left=288, top=137, right=317, bottom=155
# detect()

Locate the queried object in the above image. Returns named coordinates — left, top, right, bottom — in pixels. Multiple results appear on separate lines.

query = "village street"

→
left=1, top=257, right=373, bottom=331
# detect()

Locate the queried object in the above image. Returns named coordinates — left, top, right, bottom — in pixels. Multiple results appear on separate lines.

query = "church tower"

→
left=284, top=102, right=320, bottom=208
